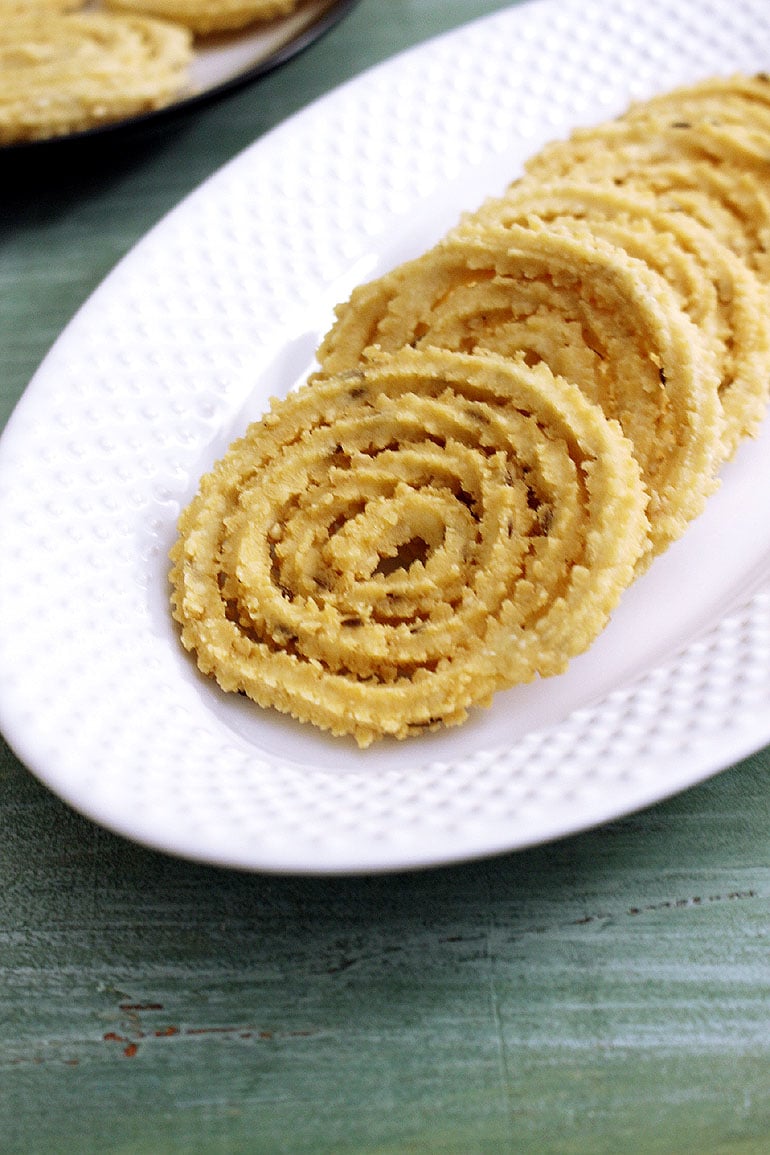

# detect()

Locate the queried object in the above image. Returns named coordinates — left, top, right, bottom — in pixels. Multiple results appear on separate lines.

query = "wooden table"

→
left=2, top=3, right=770, bottom=1151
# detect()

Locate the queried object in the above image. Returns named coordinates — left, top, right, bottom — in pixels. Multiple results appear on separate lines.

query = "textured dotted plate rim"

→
left=1, top=0, right=770, bottom=874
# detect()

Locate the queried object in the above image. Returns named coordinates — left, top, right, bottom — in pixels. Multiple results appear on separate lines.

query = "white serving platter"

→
left=1, top=0, right=769, bottom=873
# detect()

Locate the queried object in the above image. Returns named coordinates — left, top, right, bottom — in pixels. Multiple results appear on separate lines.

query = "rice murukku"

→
left=0, top=0, right=85, bottom=10
left=169, top=348, right=649, bottom=746
left=623, top=110, right=770, bottom=179
left=0, top=13, right=192, bottom=144
left=317, top=225, right=723, bottom=561
left=617, top=73, right=770, bottom=170
left=623, top=73, right=770, bottom=117
left=104, top=0, right=298, bottom=35
left=170, top=71, right=770, bottom=746
left=452, top=182, right=770, bottom=459
left=524, top=119, right=770, bottom=281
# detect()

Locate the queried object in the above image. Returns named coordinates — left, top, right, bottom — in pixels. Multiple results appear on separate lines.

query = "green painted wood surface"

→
left=2, top=2, right=770, bottom=1152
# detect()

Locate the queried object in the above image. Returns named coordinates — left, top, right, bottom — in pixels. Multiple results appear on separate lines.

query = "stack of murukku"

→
left=170, top=73, right=770, bottom=745
left=0, top=0, right=301, bottom=144
left=170, top=348, right=648, bottom=745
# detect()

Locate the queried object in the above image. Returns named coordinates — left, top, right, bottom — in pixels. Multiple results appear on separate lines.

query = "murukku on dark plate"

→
left=104, top=0, right=298, bottom=36
left=0, top=12, right=192, bottom=143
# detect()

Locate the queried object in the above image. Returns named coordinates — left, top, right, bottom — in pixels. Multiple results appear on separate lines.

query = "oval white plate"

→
left=1, top=0, right=770, bottom=874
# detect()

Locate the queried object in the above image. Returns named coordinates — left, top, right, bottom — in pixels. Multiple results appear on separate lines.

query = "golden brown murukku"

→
left=617, top=74, right=770, bottom=170
left=452, top=182, right=770, bottom=459
left=0, top=0, right=85, bottom=10
left=169, top=348, right=649, bottom=746
left=317, top=224, right=723, bottom=561
left=623, top=110, right=770, bottom=177
left=524, top=119, right=770, bottom=281
left=0, top=13, right=192, bottom=144
left=624, top=73, right=770, bottom=116
left=104, top=0, right=298, bottom=36
left=170, top=71, right=770, bottom=746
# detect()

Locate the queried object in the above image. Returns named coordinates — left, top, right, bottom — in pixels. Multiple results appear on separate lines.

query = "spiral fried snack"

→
left=0, top=0, right=85, bottom=10
left=170, top=348, right=649, bottom=746
left=0, top=13, right=192, bottom=144
left=105, top=0, right=298, bottom=35
left=524, top=119, right=770, bottom=282
left=452, top=182, right=770, bottom=459
left=317, top=226, right=723, bottom=561
left=618, top=73, right=770, bottom=171
left=623, top=73, right=770, bottom=118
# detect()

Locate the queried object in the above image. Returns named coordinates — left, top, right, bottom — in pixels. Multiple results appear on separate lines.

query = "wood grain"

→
left=2, top=735, right=770, bottom=1153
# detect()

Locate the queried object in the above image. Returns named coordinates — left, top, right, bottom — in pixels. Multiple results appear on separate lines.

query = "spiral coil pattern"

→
left=318, top=226, right=722, bottom=560
left=450, top=183, right=770, bottom=459
left=170, top=348, right=648, bottom=746
left=0, top=12, right=191, bottom=143
left=171, top=69, right=770, bottom=748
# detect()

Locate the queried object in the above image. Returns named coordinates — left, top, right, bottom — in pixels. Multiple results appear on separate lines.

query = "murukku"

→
left=316, top=225, right=723, bottom=561
left=170, top=71, right=770, bottom=746
left=617, top=73, right=770, bottom=171
left=623, top=73, right=770, bottom=117
left=104, top=0, right=298, bottom=36
left=524, top=119, right=770, bottom=281
left=0, top=13, right=192, bottom=145
left=452, top=182, right=770, bottom=459
left=169, top=347, right=649, bottom=746
left=0, top=0, right=85, bottom=10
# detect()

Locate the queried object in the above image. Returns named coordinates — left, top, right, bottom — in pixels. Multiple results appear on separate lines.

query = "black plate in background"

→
left=4, top=0, right=361, bottom=155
